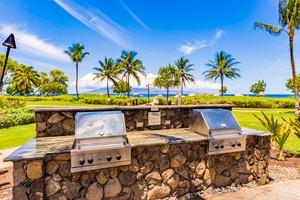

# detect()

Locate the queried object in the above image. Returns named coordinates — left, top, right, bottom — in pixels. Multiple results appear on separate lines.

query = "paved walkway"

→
left=1, top=147, right=300, bottom=199
left=205, top=179, right=300, bottom=200
left=0, top=146, right=19, bottom=168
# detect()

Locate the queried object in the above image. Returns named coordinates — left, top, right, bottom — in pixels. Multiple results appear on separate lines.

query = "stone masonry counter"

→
left=5, top=127, right=271, bottom=200
left=32, top=104, right=234, bottom=137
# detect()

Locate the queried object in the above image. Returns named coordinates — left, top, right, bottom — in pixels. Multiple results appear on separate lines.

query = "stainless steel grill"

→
left=71, top=111, right=131, bottom=173
left=189, top=108, right=246, bottom=155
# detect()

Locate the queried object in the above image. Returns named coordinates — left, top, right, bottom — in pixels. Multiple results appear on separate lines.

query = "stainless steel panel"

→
left=71, top=145, right=131, bottom=173
left=75, top=111, right=126, bottom=139
left=208, top=135, right=246, bottom=155
left=189, top=109, right=241, bottom=136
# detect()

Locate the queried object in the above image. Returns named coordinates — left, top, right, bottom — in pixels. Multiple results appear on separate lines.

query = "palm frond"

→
left=253, top=22, right=283, bottom=36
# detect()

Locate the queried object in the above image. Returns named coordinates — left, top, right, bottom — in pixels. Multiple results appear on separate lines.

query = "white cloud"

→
left=177, top=39, right=208, bottom=55
left=178, top=29, right=225, bottom=55
left=54, top=0, right=129, bottom=48
left=76, top=72, right=220, bottom=93
left=119, top=0, right=149, bottom=30
left=0, top=24, right=69, bottom=61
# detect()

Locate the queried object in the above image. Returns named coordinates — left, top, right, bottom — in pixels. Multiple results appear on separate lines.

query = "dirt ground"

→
left=0, top=148, right=299, bottom=200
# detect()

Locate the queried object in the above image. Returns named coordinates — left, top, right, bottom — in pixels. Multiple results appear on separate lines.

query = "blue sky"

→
left=0, top=0, right=299, bottom=94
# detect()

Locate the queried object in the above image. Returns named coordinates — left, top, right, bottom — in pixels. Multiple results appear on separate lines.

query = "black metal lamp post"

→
left=0, top=33, right=17, bottom=92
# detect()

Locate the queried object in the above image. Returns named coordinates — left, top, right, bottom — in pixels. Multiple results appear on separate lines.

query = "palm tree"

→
left=174, top=57, right=195, bottom=95
left=202, top=51, right=241, bottom=97
left=64, top=43, right=89, bottom=99
left=93, top=57, right=118, bottom=98
left=153, top=64, right=180, bottom=104
left=253, top=0, right=300, bottom=113
left=116, top=50, right=146, bottom=97
left=9, top=65, right=40, bottom=95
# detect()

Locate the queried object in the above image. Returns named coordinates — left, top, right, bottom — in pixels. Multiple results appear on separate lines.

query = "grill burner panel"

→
left=71, top=111, right=131, bottom=173
left=189, top=109, right=246, bottom=155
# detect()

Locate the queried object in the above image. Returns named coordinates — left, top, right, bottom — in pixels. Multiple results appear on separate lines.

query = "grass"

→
left=0, top=106, right=299, bottom=153
left=25, top=100, right=97, bottom=108
left=0, top=123, right=35, bottom=150
left=233, top=108, right=300, bottom=153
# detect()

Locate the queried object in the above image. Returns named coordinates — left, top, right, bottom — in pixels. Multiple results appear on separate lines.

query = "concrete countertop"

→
left=4, top=127, right=270, bottom=162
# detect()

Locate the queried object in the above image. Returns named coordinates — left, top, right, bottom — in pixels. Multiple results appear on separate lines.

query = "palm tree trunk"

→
left=289, top=34, right=299, bottom=114
left=181, top=77, right=183, bottom=95
left=127, top=73, right=130, bottom=98
left=107, top=78, right=110, bottom=98
left=220, top=75, right=224, bottom=97
left=76, top=63, right=79, bottom=100
left=167, top=88, right=169, bottom=104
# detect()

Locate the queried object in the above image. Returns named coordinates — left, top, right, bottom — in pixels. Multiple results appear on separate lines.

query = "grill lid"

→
left=75, top=111, right=126, bottom=139
left=189, top=109, right=241, bottom=136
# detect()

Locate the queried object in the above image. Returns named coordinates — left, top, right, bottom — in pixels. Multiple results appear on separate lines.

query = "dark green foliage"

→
left=250, top=80, right=267, bottom=96
left=0, top=99, right=34, bottom=129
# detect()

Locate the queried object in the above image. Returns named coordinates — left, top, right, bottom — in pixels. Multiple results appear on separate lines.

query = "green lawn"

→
left=0, top=107, right=299, bottom=154
left=0, top=123, right=36, bottom=150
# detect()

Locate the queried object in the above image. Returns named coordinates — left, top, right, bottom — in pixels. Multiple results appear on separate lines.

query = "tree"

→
left=250, top=80, right=267, bottom=96
left=253, top=0, right=300, bottom=113
left=219, top=86, right=227, bottom=94
left=0, top=54, right=18, bottom=92
left=113, top=80, right=131, bottom=96
left=116, top=50, right=146, bottom=97
left=285, top=74, right=300, bottom=93
left=153, top=65, right=180, bottom=104
left=6, top=64, right=40, bottom=96
left=202, top=51, right=241, bottom=97
left=64, top=43, right=89, bottom=100
left=93, top=57, right=118, bottom=98
left=174, top=57, right=195, bottom=95
left=39, top=69, right=69, bottom=96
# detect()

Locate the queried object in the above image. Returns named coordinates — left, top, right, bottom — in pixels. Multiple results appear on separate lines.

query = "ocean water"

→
left=80, top=93, right=294, bottom=99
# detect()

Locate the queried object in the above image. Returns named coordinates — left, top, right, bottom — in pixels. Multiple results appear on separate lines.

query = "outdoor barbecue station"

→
left=4, top=104, right=271, bottom=200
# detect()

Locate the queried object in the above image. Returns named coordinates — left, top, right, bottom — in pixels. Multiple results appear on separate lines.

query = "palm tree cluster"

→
left=93, top=50, right=146, bottom=98
left=153, top=57, right=196, bottom=102
left=0, top=55, right=69, bottom=96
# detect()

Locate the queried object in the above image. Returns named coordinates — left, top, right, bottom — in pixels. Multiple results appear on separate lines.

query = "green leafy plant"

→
left=253, top=111, right=291, bottom=161
left=286, top=118, right=300, bottom=140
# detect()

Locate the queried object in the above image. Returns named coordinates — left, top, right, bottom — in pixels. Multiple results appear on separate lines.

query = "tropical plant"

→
left=174, top=57, right=195, bottom=95
left=250, top=80, right=267, bottom=96
left=285, top=74, right=300, bottom=93
left=253, top=111, right=291, bottom=160
left=116, top=50, right=146, bottom=97
left=64, top=43, right=89, bottom=100
left=6, top=65, right=40, bottom=96
left=153, top=64, right=180, bottom=104
left=93, top=57, right=118, bottom=98
left=202, top=51, right=241, bottom=97
left=219, top=86, right=227, bottom=94
left=285, top=118, right=300, bottom=140
left=39, top=69, right=69, bottom=96
left=253, top=0, right=300, bottom=113
left=0, top=54, right=18, bottom=91
left=112, top=80, right=131, bottom=96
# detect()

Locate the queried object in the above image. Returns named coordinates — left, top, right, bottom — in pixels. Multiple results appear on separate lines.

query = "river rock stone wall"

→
left=34, top=107, right=231, bottom=137
left=12, top=135, right=270, bottom=200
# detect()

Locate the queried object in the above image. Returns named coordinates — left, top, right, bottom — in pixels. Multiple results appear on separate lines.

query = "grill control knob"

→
left=219, top=144, right=224, bottom=149
left=107, top=155, right=112, bottom=162
left=88, top=158, right=93, bottom=164
left=213, top=144, right=219, bottom=149
left=236, top=142, right=241, bottom=147
left=79, top=158, right=85, bottom=165
left=116, top=153, right=121, bottom=160
left=230, top=142, right=236, bottom=147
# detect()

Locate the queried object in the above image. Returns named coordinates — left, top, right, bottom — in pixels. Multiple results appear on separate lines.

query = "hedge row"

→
left=0, top=107, right=35, bottom=129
